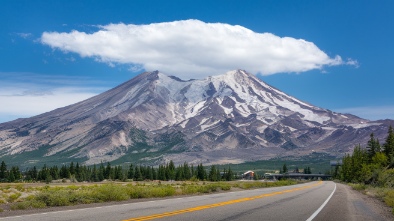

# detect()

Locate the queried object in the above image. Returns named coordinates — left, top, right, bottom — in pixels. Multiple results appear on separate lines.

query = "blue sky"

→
left=1, top=0, right=393, bottom=123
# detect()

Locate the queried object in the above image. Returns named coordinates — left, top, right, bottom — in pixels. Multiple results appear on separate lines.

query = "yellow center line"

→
left=123, top=181, right=323, bottom=221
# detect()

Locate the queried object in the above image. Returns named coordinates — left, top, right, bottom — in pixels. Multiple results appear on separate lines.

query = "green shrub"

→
left=8, top=193, right=21, bottom=202
left=384, top=190, right=394, bottom=208
left=349, top=183, right=367, bottom=191
left=35, top=189, right=73, bottom=206
left=93, top=184, right=129, bottom=202
left=219, top=183, right=231, bottom=191
left=378, top=169, right=394, bottom=188
left=127, top=185, right=176, bottom=198
left=11, top=200, right=47, bottom=210
left=15, top=184, right=24, bottom=192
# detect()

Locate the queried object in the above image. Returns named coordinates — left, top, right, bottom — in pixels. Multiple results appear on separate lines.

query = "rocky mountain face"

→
left=0, top=70, right=392, bottom=167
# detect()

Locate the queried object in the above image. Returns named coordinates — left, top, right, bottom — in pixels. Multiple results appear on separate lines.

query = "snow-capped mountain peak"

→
left=0, top=70, right=389, bottom=166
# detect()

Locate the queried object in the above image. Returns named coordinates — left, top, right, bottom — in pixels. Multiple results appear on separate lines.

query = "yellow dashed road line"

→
left=123, top=181, right=323, bottom=221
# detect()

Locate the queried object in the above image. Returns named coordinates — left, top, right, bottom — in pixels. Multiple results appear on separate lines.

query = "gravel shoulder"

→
left=315, top=182, right=394, bottom=221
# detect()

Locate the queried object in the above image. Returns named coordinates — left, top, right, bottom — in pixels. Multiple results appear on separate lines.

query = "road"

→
left=0, top=181, right=391, bottom=221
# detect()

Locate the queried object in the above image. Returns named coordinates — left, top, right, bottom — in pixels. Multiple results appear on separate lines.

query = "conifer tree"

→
left=134, top=165, right=143, bottom=181
left=226, top=167, right=233, bottom=181
left=69, top=162, right=75, bottom=176
left=384, top=125, right=394, bottom=163
left=98, top=164, right=105, bottom=181
left=105, top=162, right=111, bottom=179
left=0, top=161, right=7, bottom=180
left=208, top=165, right=217, bottom=181
left=128, top=164, right=134, bottom=179
left=282, top=164, right=288, bottom=174
left=183, top=162, right=191, bottom=180
left=91, top=164, right=99, bottom=182
left=197, top=163, right=205, bottom=180
left=168, top=160, right=175, bottom=181
left=50, top=165, right=59, bottom=180
left=151, top=166, right=157, bottom=180
left=8, top=169, right=15, bottom=182
left=367, top=133, right=381, bottom=161
left=75, top=163, right=82, bottom=181
left=158, top=165, right=166, bottom=180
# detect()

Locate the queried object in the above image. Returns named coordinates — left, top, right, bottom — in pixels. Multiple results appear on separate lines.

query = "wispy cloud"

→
left=335, top=106, right=394, bottom=121
left=0, top=72, right=108, bottom=123
left=41, top=20, right=357, bottom=79
left=15, top=32, right=32, bottom=39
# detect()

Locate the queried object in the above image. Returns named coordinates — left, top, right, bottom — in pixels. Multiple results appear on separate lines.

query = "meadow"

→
left=0, top=180, right=299, bottom=212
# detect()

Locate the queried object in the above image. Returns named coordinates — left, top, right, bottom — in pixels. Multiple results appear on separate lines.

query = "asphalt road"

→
left=0, top=181, right=391, bottom=221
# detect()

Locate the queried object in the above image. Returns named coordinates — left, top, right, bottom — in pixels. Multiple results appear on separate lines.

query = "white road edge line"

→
left=306, top=182, right=337, bottom=221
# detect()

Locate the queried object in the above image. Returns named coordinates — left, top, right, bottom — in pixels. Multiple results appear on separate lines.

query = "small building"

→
left=242, top=170, right=254, bottom=180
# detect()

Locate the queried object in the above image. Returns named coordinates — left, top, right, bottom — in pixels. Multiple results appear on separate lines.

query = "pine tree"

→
left=0, top=161, right=7, bottom=180
left=384, top=125, right=394, bottom=163
left=158, top=165, right=166, bottom=180
left=134, top=165, right=143, bottom=181
left=168, top=160, right=175, bottom=181
left=128, top=164, right=134, bottom=179
left=8, top=169, right=15, bottom=182
left=60, top=165, right=70, bottom=179
left=104, top=162, right=111, bottom=179
left=208, top=165, right=217, bottom=181
left=197, top=163, right=205, bottom=180
left=75, top=163, right=82, bottom=181
left=282, top=164, right=288, bottom=174
left=69, top=162, right=75, bottom=176
left=226, top=167, right=233, bottom=181
left=91, top=164, right=99, bottom=182
left=50, top=165, right=59, bottom=180
left=11, top=166, right=22, bottom=181
left=151, top=167, right=157, bottom=180
left=175, top=165, right=184, bottom=181
left=183, top=162, right=191, bottom=180
left=367, top=133, right=381, bottom=161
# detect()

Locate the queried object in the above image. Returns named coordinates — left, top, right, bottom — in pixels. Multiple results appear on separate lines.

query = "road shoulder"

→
left=314, top=182, right=393, bottom=221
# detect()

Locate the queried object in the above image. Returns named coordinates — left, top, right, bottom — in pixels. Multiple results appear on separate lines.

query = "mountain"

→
left=0, top=70, right=392, bottom=167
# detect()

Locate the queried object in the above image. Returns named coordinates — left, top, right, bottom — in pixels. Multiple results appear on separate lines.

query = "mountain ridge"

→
left=0, top=70, right=391, bottom=167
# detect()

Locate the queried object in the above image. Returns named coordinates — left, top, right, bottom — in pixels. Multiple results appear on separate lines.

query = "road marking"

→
left=306, top=182, right=336, bottom=221
left=123, top=181, right=323, bottom=221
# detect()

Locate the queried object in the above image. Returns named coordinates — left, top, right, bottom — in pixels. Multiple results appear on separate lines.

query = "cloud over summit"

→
left=41, top=20, right=353, bottom=79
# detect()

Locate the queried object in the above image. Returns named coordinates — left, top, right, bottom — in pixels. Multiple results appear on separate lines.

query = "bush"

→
left=8, top=193, right=21, bottom=202
left=35, top=189, right=73, bottom=206
left=127, top=185, right=176, bottom=198
left=11, top=200, right=46, bottom=210
left=93, top=184, right=129, bottom=202
left=349, top=183, right=367, bottom=191
left=384, top=190, right=394, bottom=208
left=377, top=169, right=394, bottom=188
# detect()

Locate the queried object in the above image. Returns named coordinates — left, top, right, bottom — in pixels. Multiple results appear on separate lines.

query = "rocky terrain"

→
left=0, top=70, right=392, bottom=167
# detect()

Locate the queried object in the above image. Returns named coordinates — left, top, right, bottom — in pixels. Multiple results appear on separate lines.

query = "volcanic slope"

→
left=0, top=70, right=390, bottom=166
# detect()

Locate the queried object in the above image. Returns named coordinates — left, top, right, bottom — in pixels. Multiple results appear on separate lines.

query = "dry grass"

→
left=0, top=179, right=300, bottom=212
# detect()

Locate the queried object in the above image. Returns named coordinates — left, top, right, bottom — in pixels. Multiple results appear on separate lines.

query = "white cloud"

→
left=0, top=88, right=97, bottom=116
left=0, top=73, right=107, bottom=123
left=41, top=19, right=355, bottom=79
left=335, top=106, right=394, bottom=121
left=16, top=32, right=32, bottom=39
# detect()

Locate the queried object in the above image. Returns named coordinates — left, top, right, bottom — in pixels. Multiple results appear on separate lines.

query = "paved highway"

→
left=0, top=181, right=391, bottom=221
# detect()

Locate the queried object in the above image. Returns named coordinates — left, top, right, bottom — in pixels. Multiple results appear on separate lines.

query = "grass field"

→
left=0, top=179, right=301, bottom=212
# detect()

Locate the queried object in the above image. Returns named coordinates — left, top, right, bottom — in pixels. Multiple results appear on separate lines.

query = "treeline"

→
left=0, top=160, right=234, bottom=183
left=335, top=126, right=394, bottom=185
left=279, top=164, right=312, bottom=174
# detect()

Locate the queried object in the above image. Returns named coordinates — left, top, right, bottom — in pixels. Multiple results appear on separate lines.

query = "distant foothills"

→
left=0, top=70, right=393, bottom=168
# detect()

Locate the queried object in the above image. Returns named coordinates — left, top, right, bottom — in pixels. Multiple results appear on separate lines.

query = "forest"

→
left=0, top=160, right=234, bottom=183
